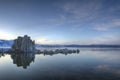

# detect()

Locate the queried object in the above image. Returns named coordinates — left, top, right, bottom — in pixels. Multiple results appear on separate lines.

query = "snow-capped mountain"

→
left=0, top=40, right=14, bottom=48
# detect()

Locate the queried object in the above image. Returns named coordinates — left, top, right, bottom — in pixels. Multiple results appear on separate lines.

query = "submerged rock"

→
left=12, top=35, right=35, bottom=52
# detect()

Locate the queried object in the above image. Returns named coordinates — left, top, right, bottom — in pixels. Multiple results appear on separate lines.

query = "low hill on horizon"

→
left=0, top=39, right=120, bottom=48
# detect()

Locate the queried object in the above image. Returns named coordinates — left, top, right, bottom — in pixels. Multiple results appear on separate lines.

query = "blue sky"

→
left=0, top=0, right=120, bottom=44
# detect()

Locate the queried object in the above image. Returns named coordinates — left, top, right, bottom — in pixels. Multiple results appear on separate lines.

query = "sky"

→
left=0, top=0, right=120, bottom=45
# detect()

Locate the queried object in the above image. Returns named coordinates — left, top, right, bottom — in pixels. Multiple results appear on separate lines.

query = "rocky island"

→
left=12, top=35, right=35, bottom=53
left=6, top=35, right=80, bottom=54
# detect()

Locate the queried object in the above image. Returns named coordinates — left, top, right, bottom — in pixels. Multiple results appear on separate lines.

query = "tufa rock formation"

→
left=12, top=35, right=35, bottom=52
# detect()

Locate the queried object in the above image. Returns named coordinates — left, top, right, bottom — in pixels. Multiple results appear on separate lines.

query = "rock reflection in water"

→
left=0, top=48, right=80, bottom=69
left=10, top=53, right=35, bottom=69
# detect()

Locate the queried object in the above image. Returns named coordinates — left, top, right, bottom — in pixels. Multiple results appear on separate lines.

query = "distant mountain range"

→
left=36, top=44, right=120, bottom=48
left=0, top=40, right=13, bottom=48
left=0, top=39, right=120, bottom=48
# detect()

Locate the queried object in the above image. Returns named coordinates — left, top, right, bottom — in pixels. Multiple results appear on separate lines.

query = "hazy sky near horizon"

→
left=0, top=0, right=120, bottom=44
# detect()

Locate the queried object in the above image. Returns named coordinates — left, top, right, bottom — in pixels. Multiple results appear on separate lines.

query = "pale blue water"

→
left=0, top=48, right=120, bottom=80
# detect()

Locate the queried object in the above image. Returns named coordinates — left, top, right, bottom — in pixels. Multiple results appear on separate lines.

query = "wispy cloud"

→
left=113, top=20, right=120, bottom=26
left=59, top=0, right=102, bottom=23
left=93, top=23, right=112, bottom=31
left=56, top=0, right=120, bottom=32
left=93, top=20, right=120, bottom=31
left=61, top=0, right=101, bottom=17
left=91, top=34, right=120, bottom=44
left=0, top=0, right=120, bottom=45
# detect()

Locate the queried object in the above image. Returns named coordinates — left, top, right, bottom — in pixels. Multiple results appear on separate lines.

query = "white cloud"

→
left=36, top=38, right=65, bottom=44
left=0, top=31, right=15, bottom=40
left=36, top=38, right=49, bottom=44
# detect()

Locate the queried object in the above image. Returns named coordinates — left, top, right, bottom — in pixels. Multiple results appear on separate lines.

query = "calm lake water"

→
left=0, top=48, right=120, bottom=80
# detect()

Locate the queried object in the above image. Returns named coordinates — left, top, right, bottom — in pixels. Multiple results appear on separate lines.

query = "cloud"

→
left=36, top=38, right=49, bottom=44
left=93, top=23, right=112, bottom=31
left=36, top=38, right=65, bottom=44
left=61, top=0, right=101, bottom=17
left=57, top=0, right=120, bottom=30
left=52, top=0, right=103, bottom=29
left=0, top=31, right=15, bottom=40
left=36, top=33, right=120, bottom=44
left=92, top=34, right=120, bottom=44
left=93, top=20, right=120, bottom=31
left=113, top=20, right=120, bottom=26
left=36, top=38, right=88, bottom=44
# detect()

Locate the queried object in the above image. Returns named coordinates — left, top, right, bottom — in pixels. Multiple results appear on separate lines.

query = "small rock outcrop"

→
left=12, top=35, right=35, bottom=52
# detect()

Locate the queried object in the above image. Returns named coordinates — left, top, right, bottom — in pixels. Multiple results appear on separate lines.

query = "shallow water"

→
left=0, top=48, right=120, bottom=80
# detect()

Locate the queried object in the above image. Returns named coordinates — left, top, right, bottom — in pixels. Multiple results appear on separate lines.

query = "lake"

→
left=0, top=48, right=120, bottom=80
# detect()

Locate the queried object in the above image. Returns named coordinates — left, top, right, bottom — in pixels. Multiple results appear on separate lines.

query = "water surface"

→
left=0, top=48, right=120, bottom=80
